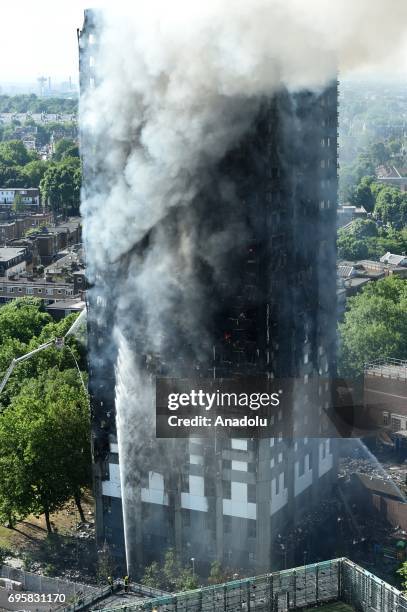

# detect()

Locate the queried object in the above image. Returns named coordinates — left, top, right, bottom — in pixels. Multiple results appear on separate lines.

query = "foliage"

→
left=349, top=176, right=376, bottom=212
left=22, top=160, right=48, bottom=185
left=40, top=157, right=81, bottom=215
left=397, top=562, right=407, bottom=593
left=141, top=561, right=163, bottom=588
left=11, top=193, right=25, bottom=214
left=97, top=542, right=116, bottom=584
left=374, top=187, right=407, bottom=227
left=338, top=276, right=407, bottom=377
left=0, top=298, right=51, bottom=345
left=207, top=561, right=230, bottom=585
left=337, top=223, right=407, bottom=262
left=0, top=94, right=77, bottom=114
left=0, top=140, right=37, bottom=167
left=141, top=549, right=199, bottom=591
left=0, top=299, right=89, bottom=531
left=0, top=368, right=90, bottom=531
left=53, top=138, right=80, bottom=161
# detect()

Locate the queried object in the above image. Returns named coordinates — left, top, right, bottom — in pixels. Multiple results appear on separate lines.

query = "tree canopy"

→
left=0, top=298, right=89, bottom=531
left=40, top=157, right=81, bottom=215
left=337, top=222, right=407, bottom=262
left=338, top=276, right=407, bottom=376
left=0, top=94, right=77, bottom=114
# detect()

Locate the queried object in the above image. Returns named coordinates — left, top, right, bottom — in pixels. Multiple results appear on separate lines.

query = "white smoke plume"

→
left=82, top=0, right=407, bottom=271
left=80, top=0, right=407, bottom=572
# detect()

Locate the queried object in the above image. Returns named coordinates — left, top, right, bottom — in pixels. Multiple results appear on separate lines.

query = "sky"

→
left=1, top=0, right=406, bottom=87
left=0, top=1, right=93, bottom=84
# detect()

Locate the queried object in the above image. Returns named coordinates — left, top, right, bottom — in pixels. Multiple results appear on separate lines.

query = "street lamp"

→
left=191, top=557, right=195, bottom=576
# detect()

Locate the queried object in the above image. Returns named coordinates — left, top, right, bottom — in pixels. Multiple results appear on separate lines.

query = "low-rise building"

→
left=0, top=212, right=54, bottom=246
left=376, top=165, right=407, bottom=191
left=46, top=298, right=86, bottom=320
left=380, top=251, right=407, bottom=267
left=44, top=250, right=83, bottom=282
left=36, top=218, right=82, bottom=265
left=0, top=247, right=29, bottom=278
left=337, top=204, right=367, bottom=228
left=0, top=278, right=75, bottom=302
left=0, top=188, right=40, bottom=208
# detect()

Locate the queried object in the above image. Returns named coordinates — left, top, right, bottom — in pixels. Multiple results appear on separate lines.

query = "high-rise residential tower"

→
left=79, top=9, right=338, bottom=575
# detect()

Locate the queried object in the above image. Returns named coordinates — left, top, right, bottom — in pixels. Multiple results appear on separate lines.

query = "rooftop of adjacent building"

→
left=46, top=298, right=85, bottom=311
left=353, top=472, right=406, bottom=502
left=365, top=358, right=407, bottom=381
left=380, top=251, right=407, bottom=266
left=376, top=165, right=407, bottom=180
left=338, top=258, right=407, bottom=282
left=0, top=247, right=26, bottom=262
left=44, top=250, right=83, bottom=273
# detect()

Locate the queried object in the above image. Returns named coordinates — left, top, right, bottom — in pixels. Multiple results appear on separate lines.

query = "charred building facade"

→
left=80, top=10, right=339, bottom=575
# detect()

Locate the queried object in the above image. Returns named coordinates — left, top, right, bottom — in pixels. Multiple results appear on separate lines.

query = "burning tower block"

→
left=79, top=9, right=338, bottom=575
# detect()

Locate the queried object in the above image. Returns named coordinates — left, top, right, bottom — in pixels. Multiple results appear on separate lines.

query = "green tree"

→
left=369, top=141, right=389, bottom=166
left=337, top=232, right=368, bottom=261
left=374, top=187, right=407, bottom=227
left=23, top=160, right=48, bottom=186
left=208, top=560, right=228, bottom=585
left=398, top=562, right=407, bottom=593
left=0, top=298, right=51, bottom=345
left=11, top=193, right=25, bottom=214
left=0, top=140, right=36, bottom=167
left=0, top=368, right=89, bottom=532
left=0, top=95, right=77, bottom=115
left=350, top=176, right=375, bottom=212
left=349, top=219, right=378, bottom=240
left=40, top=157, right=81, bottom=216
left=96, top=542, right=116, bottom=585
left=162, top=548, right=182, bottom=590
left=53, top=138, right=79, bottom=161
left=338, top=276, right=407, bottom=376
left=141, top=561, right=163, bottom=589
left=176, top=568, right=199, bottom=591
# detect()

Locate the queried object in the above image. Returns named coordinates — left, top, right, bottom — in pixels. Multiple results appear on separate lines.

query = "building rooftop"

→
left=377, top=165, right=407, bottom=180
left=0, top=247, right=26, bottom=262
left=365, top=358, right=407, bottom=381
left=381, top=253, right=407, bottom=266
left=46, top=299, right=85, bottom=311
left=355, top=473, right=406, bottom=501
left=338, top=265, right=356, bottom=278
left=45, top=251, right=81, bottom=273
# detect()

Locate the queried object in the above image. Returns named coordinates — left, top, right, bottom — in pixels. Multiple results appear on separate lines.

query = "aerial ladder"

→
left=0, top=309, right=87, bottom=396
left=0, top=338, right=66, bottom=394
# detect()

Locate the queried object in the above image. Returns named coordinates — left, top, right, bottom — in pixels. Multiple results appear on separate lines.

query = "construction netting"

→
left=68, top=558, right=407, bottom=612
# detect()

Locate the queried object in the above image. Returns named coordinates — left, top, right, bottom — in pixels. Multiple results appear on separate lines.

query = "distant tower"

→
left=48, top=77, right=52, bottom=92
left=37, top=76, right=47, bottom=97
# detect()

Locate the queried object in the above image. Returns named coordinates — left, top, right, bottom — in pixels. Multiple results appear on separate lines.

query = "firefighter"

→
left=108, top=576, right=114, bottom=593
left=124, top=575, right=129, bottom=593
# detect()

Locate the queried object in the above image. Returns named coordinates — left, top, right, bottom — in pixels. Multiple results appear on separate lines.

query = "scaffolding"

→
left=61, top=558, right=407, bottom=612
